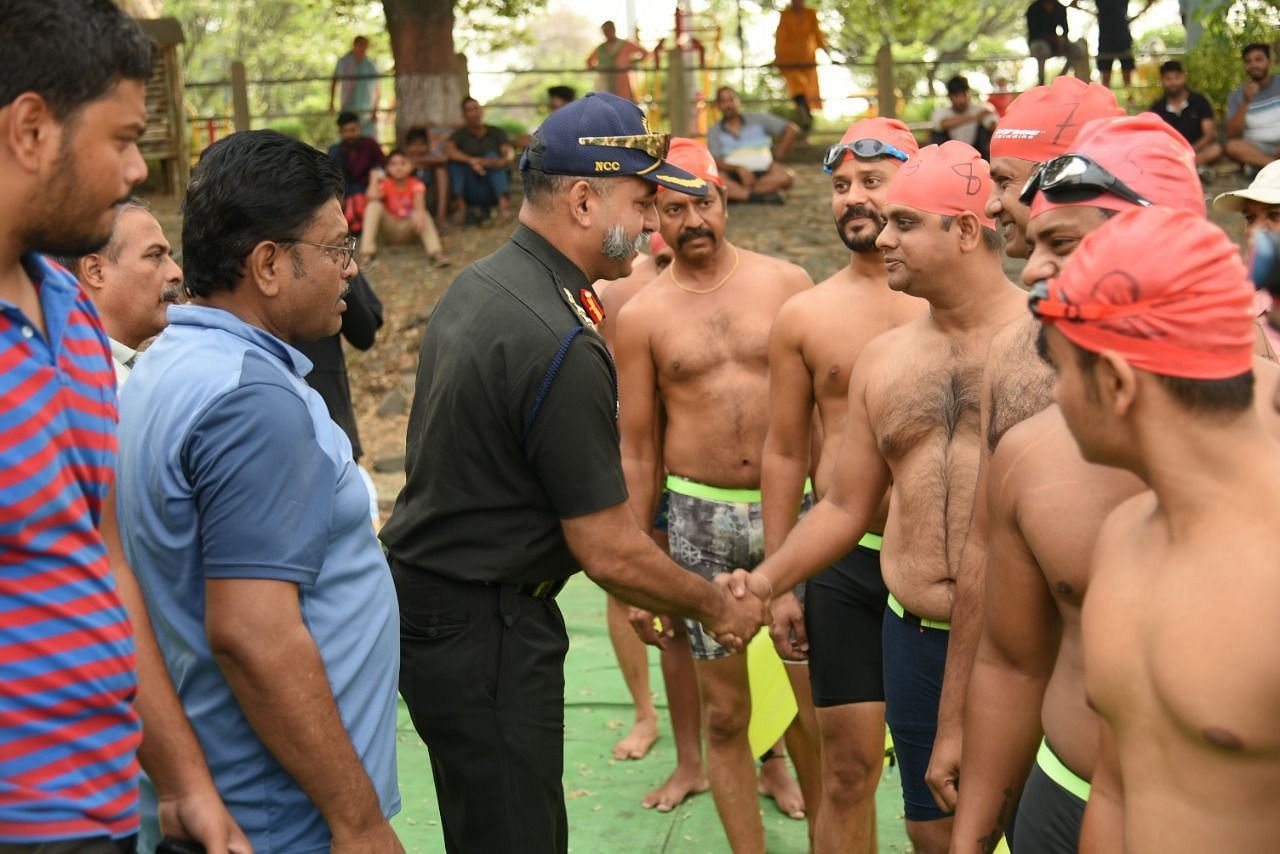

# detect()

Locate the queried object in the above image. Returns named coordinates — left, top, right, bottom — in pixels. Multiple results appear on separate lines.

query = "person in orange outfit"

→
left=773, top=0, right=828, bottom=130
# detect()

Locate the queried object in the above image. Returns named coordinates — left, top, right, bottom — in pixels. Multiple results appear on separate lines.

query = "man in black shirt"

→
left=381, top=91, right=769, bottom=854
left=1026, top=0, right=1084, bottom=85
left=1150, top=59, right=1224, bottom=170
left=444, top=97, right=514, bottom=224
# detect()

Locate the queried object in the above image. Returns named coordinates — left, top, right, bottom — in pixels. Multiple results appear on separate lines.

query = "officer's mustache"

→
left=678, top=226, right=716, bottom=247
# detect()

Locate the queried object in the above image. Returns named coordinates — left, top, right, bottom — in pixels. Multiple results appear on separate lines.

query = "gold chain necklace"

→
left=669, top=245, right=740, bottom=295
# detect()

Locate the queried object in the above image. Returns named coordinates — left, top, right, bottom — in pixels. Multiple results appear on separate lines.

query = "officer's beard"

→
left=602, top=224, right=646, bottom=262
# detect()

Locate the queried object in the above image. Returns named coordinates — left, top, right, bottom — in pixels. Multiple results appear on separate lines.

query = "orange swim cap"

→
left=1032, top=207, right=1254, bottom=380
left=885, top=141, right=994, bottom=228
left=828, top=117, right=919, bottom=167
left=1029, top=113, right=1204, bottom=218
left=991, top=77, right=1122, bottom=163
left=660, top=138, right=723, bottom=189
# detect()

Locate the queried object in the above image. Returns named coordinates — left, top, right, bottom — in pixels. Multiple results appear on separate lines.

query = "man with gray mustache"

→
left=617, top=138, right=815, bottom=854
left=56, top=197, right=183, bottom=384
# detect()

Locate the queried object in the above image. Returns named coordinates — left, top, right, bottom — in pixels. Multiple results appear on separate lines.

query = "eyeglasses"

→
left=823, top=138, right=912, bottom=173
left=279, top=236, right=358, bottom=271
left=577, top=132, right=672, bottom=160
left=1018, top=154, right=1153, bottom=208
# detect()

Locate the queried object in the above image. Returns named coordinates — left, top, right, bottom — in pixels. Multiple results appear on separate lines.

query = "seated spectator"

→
left=444, top=97, right=514, bottom=224
left=930, top=74, right=996, bottom=160
left=360, top=148, right=449, bottom=267
left=1213, top=160, right=1280, bottom=352
left=328, top=111, right=385, bottom=233
left=53, top=198, right=183, bottom=385
left=706, top=85, right=799, bottom=203
left=548, top=84, right=576, bottom=111
left=987, top=74, right=1015, bottom=117
left=405, top=126, right=450, bottom=228
left=1026, top=0, right=1085, bottom=85
left=1226, top=43, right=1280, bottom=176
left=1149, top=59, right=1224, bottom=172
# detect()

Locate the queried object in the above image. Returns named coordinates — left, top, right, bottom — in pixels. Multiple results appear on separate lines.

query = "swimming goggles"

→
left=823, top=138, right=912, bottom=173
left=1019, top=153, right=1153, bottom=208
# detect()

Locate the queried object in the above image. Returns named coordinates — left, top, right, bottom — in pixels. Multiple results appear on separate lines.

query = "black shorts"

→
left=1011, top=740, right=1088, bottom=854
left=723, top=168, right=769, bottom=185
left=804, top=543, right=888, bottom=706
left=882, top=598, right=951, bottom=822
left=1096, top=52, right=1135, bottom=72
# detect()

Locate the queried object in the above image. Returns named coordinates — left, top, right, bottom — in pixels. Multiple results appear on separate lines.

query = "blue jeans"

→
left=447, top=154, right=510, bottom=208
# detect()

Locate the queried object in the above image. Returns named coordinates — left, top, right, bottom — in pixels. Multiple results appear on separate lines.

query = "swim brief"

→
left=882, top=592, right=951, bottom=822
left=1010, top=738, right=1089, bottom=854
left=804, top=534, right=888, bottom=706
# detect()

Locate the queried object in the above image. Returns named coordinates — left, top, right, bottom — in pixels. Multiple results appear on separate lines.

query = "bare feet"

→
left=641, top=764, right=709, bottom=813
left=758, top=755, right=806, bottom=819
left=612, top=715, right=659, bottom=761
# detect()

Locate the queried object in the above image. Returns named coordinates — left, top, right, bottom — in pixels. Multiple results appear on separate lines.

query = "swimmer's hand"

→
left=706, top=572, right=769, bottom=653
left=768, top=591, right=808, bottom=661
left=629, top=608, right=675, bottom=648
left=925, top=723, right=962, bottom=813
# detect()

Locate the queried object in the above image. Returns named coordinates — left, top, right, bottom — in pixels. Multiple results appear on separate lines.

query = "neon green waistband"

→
left=664, top=475, right=812, bottom=504
left=859, top=532, right=883, bottom=551
left=886, top=591, right=950, bottom=631
left=1036, top=738, right=1091, bottom=801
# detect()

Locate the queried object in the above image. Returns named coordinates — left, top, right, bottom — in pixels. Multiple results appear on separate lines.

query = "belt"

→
left=665, top=474, right=813, bottom=504
left=886, top=591, right=950, bottom=631
left=1036, top=738, right=1091, bottom=801
left=859, top=532, right=883, bottom=551
left=516, top=578, right=569, bottom=599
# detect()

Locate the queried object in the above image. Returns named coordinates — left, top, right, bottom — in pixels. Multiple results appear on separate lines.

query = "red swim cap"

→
left=886, top=141, right=994, bottom=228
left=661, top=138, right=723, bottom=189
left=1030, top=113, right=1204, bottom=218
left=991, top=77, right=1122, bottom=163
left=648, top=231, right=669, bottom=254
left=1033, top=207, right=1254, bottom=380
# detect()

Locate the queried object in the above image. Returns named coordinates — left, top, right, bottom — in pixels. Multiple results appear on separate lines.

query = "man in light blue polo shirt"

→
left=116, top=130, right=401, bottom=854
left=706, top=85, right=800, bottom=204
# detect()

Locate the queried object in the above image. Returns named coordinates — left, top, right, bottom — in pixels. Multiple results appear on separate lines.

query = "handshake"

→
left=629, top=569, right=773, bottom=654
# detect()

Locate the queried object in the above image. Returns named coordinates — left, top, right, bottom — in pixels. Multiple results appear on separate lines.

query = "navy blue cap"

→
left=519, top=92, right=708, bottom=196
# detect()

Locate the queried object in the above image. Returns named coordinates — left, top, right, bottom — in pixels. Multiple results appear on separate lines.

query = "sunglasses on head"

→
left=823, top=138, right=911, bottom=173
left=577, top=132, right=672, bottom=160
left=1018, top=154, right=1153, bottom=208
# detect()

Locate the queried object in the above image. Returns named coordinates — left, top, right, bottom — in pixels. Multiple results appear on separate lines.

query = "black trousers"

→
left=392, top=564, right=570, bottom=854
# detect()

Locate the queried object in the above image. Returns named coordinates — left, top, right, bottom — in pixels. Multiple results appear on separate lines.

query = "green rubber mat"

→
left=390, top=575, right=914, bottom=852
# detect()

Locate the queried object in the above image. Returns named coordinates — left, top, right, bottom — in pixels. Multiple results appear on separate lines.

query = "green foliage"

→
left=161, top=0, right=389, bottom=146
left=1185, top=1, right=1280, bottom=111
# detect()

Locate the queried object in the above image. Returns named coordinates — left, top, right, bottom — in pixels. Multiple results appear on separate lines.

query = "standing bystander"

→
left=330, top=35, right=380, bottom=137
left=0, top=1, right=248, bottom=851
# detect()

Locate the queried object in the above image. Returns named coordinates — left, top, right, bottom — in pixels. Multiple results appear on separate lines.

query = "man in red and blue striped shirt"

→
left=0, top=2, right=247, bottom=851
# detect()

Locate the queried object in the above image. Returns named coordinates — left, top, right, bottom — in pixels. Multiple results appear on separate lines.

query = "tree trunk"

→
left=875, top=41, right=896, bottom=118
left=382, top=0, right=467, bottom=140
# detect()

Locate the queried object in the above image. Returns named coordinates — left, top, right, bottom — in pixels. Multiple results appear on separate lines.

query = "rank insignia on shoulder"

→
left=580, top=289, right=605, bottom=325
left=560, top=287, right=598, bottom=331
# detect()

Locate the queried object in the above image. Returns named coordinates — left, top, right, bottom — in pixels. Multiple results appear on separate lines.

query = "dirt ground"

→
left=144, top=141, right=1248, bottom=516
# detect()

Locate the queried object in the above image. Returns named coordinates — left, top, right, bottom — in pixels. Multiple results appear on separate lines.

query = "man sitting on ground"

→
left=706, top=86, right=800, bottom=204
left=1149, top=59, right=1224, bottom=172
left=329, top=111, right=386, bottom=233
left=405, top=127, right=450, bottom=230
left=1226, top=43, right=1280, bottom=175
left=444, top=97, right=514, bottom=225
left=930, top=75, right=997, bottom=160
